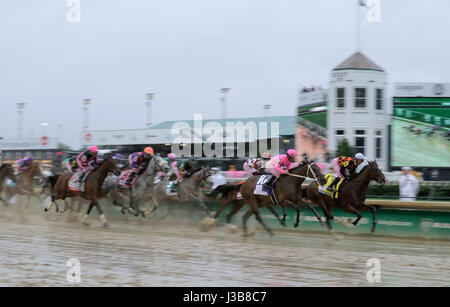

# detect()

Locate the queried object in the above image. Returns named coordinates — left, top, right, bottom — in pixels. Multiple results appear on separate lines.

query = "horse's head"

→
left=307, top=160, right=327, bottom=186
left=0, top=164, right=16, bottom=181
left=154, top=155, right=170, bottom=173
left=367, top=160, right=387, bottom=184
left=102, top=157, right=121, bottom=176
left=192, top=167, right=212, bottom=185
left=31, top=161, right=44, bottom=178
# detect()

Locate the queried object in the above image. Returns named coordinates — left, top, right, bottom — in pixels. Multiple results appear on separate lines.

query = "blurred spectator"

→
left=210, top=167, right=227, bottom=189
left=399, top=166, right=419, bottom=201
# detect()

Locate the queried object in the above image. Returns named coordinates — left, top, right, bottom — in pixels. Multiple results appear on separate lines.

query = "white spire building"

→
left=327, top=51, right=390, bottom=169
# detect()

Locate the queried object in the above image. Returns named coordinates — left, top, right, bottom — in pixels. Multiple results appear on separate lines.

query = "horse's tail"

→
left=209, top=183, right=242, bottom=200
left=46, top=174, right=60, bottom=191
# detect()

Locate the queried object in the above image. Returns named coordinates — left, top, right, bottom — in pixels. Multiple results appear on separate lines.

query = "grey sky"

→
left=1, top=0, right=449, bottom=149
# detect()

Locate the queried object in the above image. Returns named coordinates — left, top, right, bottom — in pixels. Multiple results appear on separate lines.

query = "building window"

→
left=355, top=137, right=365, bottom=155
left=375, top=130, right=382, bottom=158
left=355, top=130, right=365, bottom=135
left=336, top=88, right=345, bottom=108
left=336, top=129, right=345, bottom=135
left=376, top=89, right=383, bottom=110
left=354, top=88, right=366, bottom=108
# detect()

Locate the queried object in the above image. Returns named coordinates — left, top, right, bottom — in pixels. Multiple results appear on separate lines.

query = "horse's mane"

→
left=288, top=160, right=309, bottom=172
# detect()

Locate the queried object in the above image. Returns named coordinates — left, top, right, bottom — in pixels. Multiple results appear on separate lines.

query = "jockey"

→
left=76, top=146, right=99, bottom=183
left=113, top=153, right=124, bottom=169
left=243, top=152, right=272, bottom=176
left=65, top=156, right=79, bottom=173
left=167, top=153, right=182, bottom=180
left=16, top=156, right=34, bottom=173
left=125, top=147, right=154, bottom=185
left=328, top=152, right=366, bottom=191
left=263, top=149, right=297, bottom=189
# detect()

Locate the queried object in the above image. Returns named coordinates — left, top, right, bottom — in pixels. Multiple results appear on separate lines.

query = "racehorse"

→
left=0, top=164, right=16, bottom=207
left=4, top=161, right=46, bottom=207
left=107, top=155, right=169, bottom=217
left=239, top=161, right=327, bottom=236
left=204, top=183, right=245, bottom=231
left=304, top=160, right=387, bottom=233
left=144, top=167, right=212, bottom=219
left=45, top=157, right=121, bottom=227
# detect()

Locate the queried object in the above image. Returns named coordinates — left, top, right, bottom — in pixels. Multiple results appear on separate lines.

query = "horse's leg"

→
left=267, top=204, right=286, bottom=227
left=345, top=204, right=363, bottom=226
left=366, top=205, right=377, bottom=233
left=225, top=200, right=245, bottom=224
left=242, top=209, right=253, bottom=236
left=254, top=209, right=273, bottom=236
left=94, top=200, right=109, bottom=228
left=281, top=206, right=287, bottom=226
left=303, top=203, right=325, bottom=227
left=160, top=202, right=175, bottom=220
left=129, top=197, right=140, bottom=217
left=60, top=198, right=70, bottom=214
left=81, top=202, right=95, bottom=226
left=188, top=193, right=210, bottom=217
left=284, top=200, right=302, bottom=228
left=0, top=195, right=10, bottom=207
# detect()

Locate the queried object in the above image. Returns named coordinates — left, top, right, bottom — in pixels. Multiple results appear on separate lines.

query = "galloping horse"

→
left=205, top=183, right=245, bottom=231
left=0, top=164, right=16, bottom=207
left=4, top=161, right=45, bottom=207
left=45, top=157, right=121, bottom=227
left=304, top=160, right=387, bottom=233
left=107, top=155, right=169, bottom=216
left=144, top=167, right=212, bottom=218
left=240, top=161, right=327, bottom=236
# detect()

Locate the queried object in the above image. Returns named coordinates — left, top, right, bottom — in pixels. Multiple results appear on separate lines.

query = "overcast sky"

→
left=1, top=0, right=449, bottom=149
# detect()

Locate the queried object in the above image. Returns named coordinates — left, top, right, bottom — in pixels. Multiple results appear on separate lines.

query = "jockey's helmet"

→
left=144, top=147, right=154, bottom=155
left=113, top=153, right=123, bottom=160
left=89, top=145, right=98, bottom=153
left=286, top=149, right=297, bottom=158
left=26, top=156, right=34, bottom=161
left=168, top=153, right=176, bottom=159
left=355, top=153, right=365, bottom=161
left=261, top=152, right=271, bottom=160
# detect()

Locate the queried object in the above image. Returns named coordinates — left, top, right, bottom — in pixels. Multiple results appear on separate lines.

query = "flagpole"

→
left=356, top=0, right=361, bottom=51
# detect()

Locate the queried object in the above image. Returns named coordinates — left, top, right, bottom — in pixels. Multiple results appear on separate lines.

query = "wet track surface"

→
left=0, top=203, right=449, bottom=286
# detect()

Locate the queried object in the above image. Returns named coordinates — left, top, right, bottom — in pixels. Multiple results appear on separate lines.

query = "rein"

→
left=286, top=163, right=320, bottom=182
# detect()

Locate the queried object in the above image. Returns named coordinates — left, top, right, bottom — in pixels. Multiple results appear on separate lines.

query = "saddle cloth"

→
left=68, top=171, right=92, bottom=192
left=253, top=175, right=272, bottom=196
left=165, top=181, right=178, bottom=196
left=118, top=170, right=138, bottom=189
left=318, top=173, right=343, bottom=199
left=68, top=173, right=81, bottom=192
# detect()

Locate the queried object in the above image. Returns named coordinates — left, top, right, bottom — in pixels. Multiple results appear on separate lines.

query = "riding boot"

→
left=327, top=177, right=340, bottom=191
left=263, top=175, right=275, bottom=190
left=78, top=172, right=85, bottom=183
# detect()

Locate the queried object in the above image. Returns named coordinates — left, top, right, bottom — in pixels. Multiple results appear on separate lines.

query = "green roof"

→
left=150, top=115, right=297, bottom=136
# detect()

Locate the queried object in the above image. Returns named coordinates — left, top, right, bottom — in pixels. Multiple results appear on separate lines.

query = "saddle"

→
left=318, top=173, right=343, bottom=199
left=165, top=180, right=178, bottom=196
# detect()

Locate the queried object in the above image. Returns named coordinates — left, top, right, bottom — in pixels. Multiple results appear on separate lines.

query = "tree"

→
left=335, top=139, right=356, bottom=157
left=58, top=143, right=72, bottom=151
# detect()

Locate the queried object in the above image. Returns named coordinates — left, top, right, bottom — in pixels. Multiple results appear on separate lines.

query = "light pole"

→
left=146, top=93, right=155, bottom=128
left=17, top=103, right=27, bottom=138
left=83, top=99, right=92, bottom=132
left=220, top=88, right=231, bottom=120
left=263, top=104, right=272, bottom=117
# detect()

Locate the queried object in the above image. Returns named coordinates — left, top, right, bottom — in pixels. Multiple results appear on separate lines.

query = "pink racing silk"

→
left=171, top=161, right=181, bottom=179
left=266, top=154, right=294, bottom=177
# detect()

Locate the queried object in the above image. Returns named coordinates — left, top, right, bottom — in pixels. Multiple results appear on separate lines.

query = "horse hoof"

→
left=82, top=222, right=90, bottom=226
left=294, top=223, right=299, bottom=228
left=44, top=207, right=48, bottom=212
left=103, top=223, right=110, bottom=228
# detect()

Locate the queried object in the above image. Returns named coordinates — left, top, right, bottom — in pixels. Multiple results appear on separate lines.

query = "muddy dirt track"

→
left=0, top=202, right=449, bottom=286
